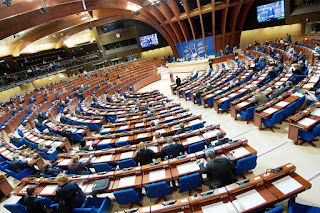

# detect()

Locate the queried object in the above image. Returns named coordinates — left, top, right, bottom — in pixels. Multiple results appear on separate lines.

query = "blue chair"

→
left=37, top=150, right=60, bottom=161
left=4, top=198, right=26, bottom=213
left=284, top=103, right=297, bottom=121
left=288, top=199, right=320, bottom=213
left=295, top=96, right=306, bottom=111
left=178, top=173, right=202, bottom=194
left=145, top=181, right=171, bottom=203
left=2, top=163, right=33, bottom=181
left=115, top=141, right=129, bottom=148
left=73, top=197, right=111, bottom=213
left=299, top=123, right=320, bottom=147
left=117, top=159, right=136, bottom=170
left=92, top=163, right=112, bottom=173
left=239, top=106, right=258, bottom=124
left=96, top=143, right=112, bottom=150
left=235, top=154, right=257, bottom=178
left=191, top=122, right=204, bottom=130
left=266, top=206, right=284, bottom=213
left=113, top=188, right=142, bottom=205
left=187, top=142, right=205, bottom=154
left=262, top=109, right=285, bottom=132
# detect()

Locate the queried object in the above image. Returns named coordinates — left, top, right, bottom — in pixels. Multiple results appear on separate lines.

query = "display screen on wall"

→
left=257, top=1, right=285, bottom=23
left=139, top=33, right=159, bottom=48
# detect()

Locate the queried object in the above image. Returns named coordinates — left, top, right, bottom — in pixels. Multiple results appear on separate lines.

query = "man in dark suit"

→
left=54, top=174, right=86, bottom=213
left=24, top=186, right=46, bottom=213
left=199, top=151, right=237, bottom=189
left=212, top=132, right=230, bottom=146
left=267, top=67, right=278, bottom=79
left=134, top=142, right=155, bottom=166
left=42, top=162, right=63, bottom=177
left=160, top=137, right=184, bottom=159
left=176, top=76, right=181, bottom=87
left=206, top=83, right=214, bottom=92
left=195, top=89, right=204, bottom=104
left=11, top=154, right=28, bottom=174
left=174, top=123, right=191, bottom=135
left=208, top=58, right=213, bottom=69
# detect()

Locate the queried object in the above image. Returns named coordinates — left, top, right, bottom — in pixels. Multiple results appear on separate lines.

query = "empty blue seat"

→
left=2, top=162, right=33, bottom=181
left=239, top=106, right=258, bottom=123
left=262, top=109, right=285, bottom=132
left=113, top=188, right=142, bottom=205
left=73, top=197, right=111, bottom=213
left=117, top=159, right=136, bottom=170
left=37, top=150, right=60, bottom=161
left=115, top=141, right=129, bottom=148
left=266, top=206, right=284, bottom=213
left=178, top=173, right=202, bottom=192
left=235, top=154, right=257, bottom=175
left=92, top=163, right=112, bottom=173
left=288, top=199, right=320, bottom=213
left=145, top=181, right=171, bottom=199
left=299, top=123, right=320, bottom=147
left=187, top=142, right=205, bottom=154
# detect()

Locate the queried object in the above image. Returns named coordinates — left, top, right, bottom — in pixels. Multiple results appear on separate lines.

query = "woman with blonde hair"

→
left=134, top=142, right=155, bottom=166
left=152, top=131, right=164, bottom=142
left=54, top=173, right=86, bottom=213
left=67, top=154, right=93, bottom=175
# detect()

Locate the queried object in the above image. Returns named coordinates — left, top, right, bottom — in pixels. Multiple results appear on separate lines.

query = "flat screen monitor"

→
left=257, top=1, right=285, bottom=23
left=139, top=33, right=159, bottom=48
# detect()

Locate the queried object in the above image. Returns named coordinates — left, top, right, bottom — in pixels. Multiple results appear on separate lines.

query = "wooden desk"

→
left=150, top=197, right=192, bottom=213
left=112, top=174, right=143, bottom=191
left=263, top=172, right=311, bottom=202
left=0, top=175, right=13, bottom=197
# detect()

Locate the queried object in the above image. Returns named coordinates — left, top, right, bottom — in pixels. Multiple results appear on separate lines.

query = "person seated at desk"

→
left=38, top=142, right=57, bottom=154
left=267, top=67, right=278, bottom=79
left=210, top=132, right=230, bottom=147
left=205, top=83, right=214, bottom=92
left=134, top=142, right=155, bottom=166
left=269, top=85, right=284, bottom=99
left=194, top=89, right=204, bottom=104
left=198, top=151, right=237, bottom=189
left=11, top=154, right=28, bottom=174
left=37, top=112, right=48, bottom=123
left=54, top=173, right=86, bottom=213
left=24, top=186, right=47, bottom=213
left=140, top=103, right=149, bottom=111
left=174, top=123, right=191, bottom=135
left=152, top=131, right=164, bottom=143
left=60, top=100, right=67, bottom=108
left=43, top=128, right=59, bottom=137
left=79, top=140, right=93, bottom=151
left=160, top=137, right=184, bottom=159
left=250, top=90, right=268, bottom=106
left=68, top=154, right=93, bottom=175
left=8, top=133, right=22, bottom=144
left=42, top=162, right=63, bottom=177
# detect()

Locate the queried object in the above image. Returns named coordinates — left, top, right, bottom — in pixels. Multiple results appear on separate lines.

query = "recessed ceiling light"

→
left=20, top=39, right=22, bottom=41
left=61, top=33, right=63, bottom=35
left=53, top=35, right=55, bottom=37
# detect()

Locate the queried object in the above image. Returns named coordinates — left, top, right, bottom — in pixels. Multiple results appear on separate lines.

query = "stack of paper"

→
left=149, top=169, right=166, bottom=182
left=272, top=176, right=302, bottom=194
left=40, top=185, right=58, bottom=195
left=231, top=147, right=250, bottom=158
left=201, top=201, right=229, bottom=213
left=236, top=189, right=266, bottom=210
left=120, top=151, right=134, bottom=160
left=118, top=176, right=136, bottom=188
left=177, top=162, right=199, bottom=174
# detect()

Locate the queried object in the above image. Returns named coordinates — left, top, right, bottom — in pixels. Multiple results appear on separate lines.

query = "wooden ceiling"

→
left=0, top=0, right=254, bottom=57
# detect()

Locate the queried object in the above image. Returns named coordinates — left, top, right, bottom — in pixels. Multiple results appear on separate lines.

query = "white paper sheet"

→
left=165, top=116, right=175, bottom=121
left=187, top=136, right=202, bottom=144
left=132, top=116, right=140, bottom=119
left=84, top=184, right=93, bottom=193
left=189, top=119, right=202, bottom=126
left=147, top=146, right=158, bottom=153
left=220, top=97, right=229, bottom=102
left=291, top=92, right=304, bottom=97
left=149, top=169, right=166, bottom=182
left=206, top=94, right=214, bottom=98
left=310, top=108, right=320, bottom=116
left=137, top=133, right=148, bottom=139
left=40, top=185, right=58, bottom=195
left=100, top=138, right=112, bottom=144
left=298, top=118, right=317, bottom=126
left=119, top=125, right=129, bottom=130
left=135, top=123, right=144, bottom=127
left=231, top=146, right=250, bottom=159
left=308, top=76, right=319, bottom=83
left=58, top=159, right=72, bottom=166
left=101, top=128, right=111, bottom=133
left=236, top=189, right=266, bottom=210
left=94, top=155, right=113, bottom=163
left=20, top=184, right=36, bottom=194
left=202, top=129, right=220, bottom=139
left=120, top=151, right=134, bottom=160
left=303, top=84, right=314, bottom=88
left=263, top=107, right=278, bottom=114
left=272, top=175, right=303, bottom=195
left=117, top=136, right=129, bottom=142
left=201, top=201, right=229, bottom=213
left=237, top=102, right=249, bottom=107
left=177, top=161, right=199, bottom=175
left=118, top=175, right=136, bottom=188
left=275, top=101, right=290, bottom=107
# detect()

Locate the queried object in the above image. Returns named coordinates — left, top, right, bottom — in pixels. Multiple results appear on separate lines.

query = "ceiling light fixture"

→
left=127, top=2, right=142, bottom=12
left=80, top=16, right=89, bottom=21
